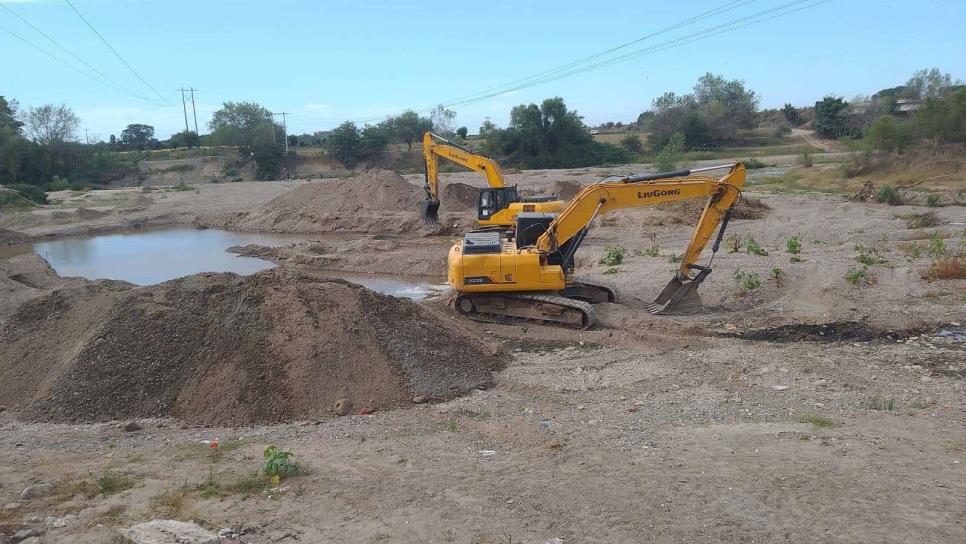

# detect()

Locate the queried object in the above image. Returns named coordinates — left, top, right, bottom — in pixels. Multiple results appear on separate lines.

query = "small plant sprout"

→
left=770, top=267, right=784, bottom=286
left=599, top=245, right=626, bottom=266
left=745, top=236, right=768, bottom=256
left=846, top=265, right=873, bottom=286
left=785, top=235, right=802, bottom=255
left=263, top=446, right=299, bottom=482
left=667, top=253, right=682, bottom=263
left=644, top=234, right=660, bottom=257
left=854, top=245, right=888, bottom=266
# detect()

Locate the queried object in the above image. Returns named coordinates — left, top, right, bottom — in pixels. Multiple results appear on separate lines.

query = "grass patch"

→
left=0, top=189, right=37, bottom=211
left=170, top=181, right=194, bottom=192
left=899, top=211, right=942, bottom=229
left=854, top=245, right=888, bottom=266
left=745, top=236, right=768, bottom=256
left=598, top=245, right=626, bottom=266
left=797, top=414, right=838, bottom=428
left=864, top=396, right=897, bottom=411
left=97, top=472, right=136, bottom=495
left=846, top=265, right=874, bottom=286
left=926, top=194, right=941, bottom=207
left=875, top=185, right=903, bottom=205
left=306, top=244, right=331, bottom=255
left=926, top=255, right=966, bottom=280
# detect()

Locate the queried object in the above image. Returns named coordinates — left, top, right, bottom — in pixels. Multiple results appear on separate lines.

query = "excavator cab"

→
left=478, top=187, right=519, bottom=222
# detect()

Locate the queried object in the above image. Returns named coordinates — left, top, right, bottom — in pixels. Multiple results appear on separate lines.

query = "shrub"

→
left=263, top=446, right=299, bottom=481
left=902, top=211, right=941, bottom=229
left=599, top=245, right=626, bottom=266
left=854, top=245, right=888, bottom=266
left=4, top=183, right=47, bottom=204
left=925, top=194, right=940, bottom=207
left=744, top=157, right=766, bottom=169
left=875, top=185, right=903, bottom=205
left=799, top=152, right=813, bottom=168
left=785, top=235, right=802, bottom=254
left=926, top=255, right=966, bottom=280
left=745, top=237, right=768, bottom=256
left=0, top=189, right=36, bottom=210
left=48, top=175, right=70, bottom=191
left=733, top=269, right=761, bottom=291
left=927, top=233, right=946, bottom=259
left=846, top=265, right=872, bottom=285
left=654, top=132, right=685, bottom=172
left=620, top=134, right=643, bottom=153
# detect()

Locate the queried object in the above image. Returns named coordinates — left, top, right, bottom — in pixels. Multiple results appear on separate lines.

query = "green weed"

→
left=667, top=253, right=682, bottom=263
left=798, top=414, right=837, bottom=428
left=901, top=211, right=941, bottom=229
left=171, top=181, right=194, bottom=192
left=598, top=245, right=626, bottom=266
left=263, top=446, right=300, bottom=480
left=733, top=270, right=761, bottom=292
left=875, top=185, right=903, bottom=205
left=785, top=235, right=802, bottom=255
left=770, top=267, right=784, bottom=286
left=846, top=265, right=873, bottom=285
left=602, top=267, right=619, bottom=275
left=854, top=245, right=888, bottom=266
left=928, top=233, right=947, bottom=259
left=926, top=194, right=940, bottom=207
left=864, top=397, right=897, bottom=411
left=745, top=237, right=768, bottom=256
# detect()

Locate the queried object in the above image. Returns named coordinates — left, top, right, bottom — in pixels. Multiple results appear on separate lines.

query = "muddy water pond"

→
left=28, top=227, right=442, bottom=299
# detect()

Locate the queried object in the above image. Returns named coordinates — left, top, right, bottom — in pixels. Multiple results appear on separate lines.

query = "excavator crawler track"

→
left=455, top=292, right=595, bottom=329
left=567, top=276, right=620, bottom=303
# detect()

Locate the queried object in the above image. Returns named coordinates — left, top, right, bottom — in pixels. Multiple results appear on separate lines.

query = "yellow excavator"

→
left=447, top=163, right=747, bottom=327
left=418, top=132, right=564, bottom=228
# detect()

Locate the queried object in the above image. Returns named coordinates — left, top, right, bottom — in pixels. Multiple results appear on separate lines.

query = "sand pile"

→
left=0, top=267, right=500, bottom=425
left=201, top=169, right=473, bottom=234
left=440, top=182, right=479, bottom=211
left=550, top=179, right=583, bottom=201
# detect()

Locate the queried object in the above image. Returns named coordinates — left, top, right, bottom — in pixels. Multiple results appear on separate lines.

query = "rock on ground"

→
left=121, top=520, right=218, bottom=544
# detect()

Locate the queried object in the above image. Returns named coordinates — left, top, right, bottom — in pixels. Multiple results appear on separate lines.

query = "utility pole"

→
left=188, top=88, right=199, bottom=135
left=273, top=112, right=291, bottom=152
left=84, top=128, right=89, bottom=145
left=178, top=88, right=190, bottom=135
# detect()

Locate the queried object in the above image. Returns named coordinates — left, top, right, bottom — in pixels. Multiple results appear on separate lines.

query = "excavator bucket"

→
left=646, top=273, right=706, bottom=315
left=418, top=198, right=440, bottom=228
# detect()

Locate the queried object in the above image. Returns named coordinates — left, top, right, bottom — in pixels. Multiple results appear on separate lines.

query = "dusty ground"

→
left=1, top=156, right=964, bottom=543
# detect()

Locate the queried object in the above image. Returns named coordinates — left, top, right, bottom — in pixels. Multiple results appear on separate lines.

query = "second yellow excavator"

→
left=418, top=132, right=564, bottom=228
left=447, top=163, right=747, bottom=327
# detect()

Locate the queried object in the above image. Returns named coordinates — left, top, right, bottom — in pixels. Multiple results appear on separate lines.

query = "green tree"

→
left=813, top=96, right=856, bottom=138
left=866, top=115, right=914, bottom=153
left=692, top=73, right=759, bottom=138
left=781, top=103, right=802, bottom=126
left=456, top=126, right=468, bottom=140
left=620, top=134, right=642, bottom=153
left=654, top=132, right=685, bottom=171
left=120, top=123, right=155, bottom=150
left=208, top=101, right=281, bottom=147
left=25, top=104, right=79, bottom=145
left=906, top=68, right=956, bottom=100
left=384, top=110, right=432, bottom=150
left=0, top=97, right=23, bottom=134
left=430, top=105, right=457, bottom=138
left=914, top=87, right=966, bottom=143
left=479, top=119, right=497, bottom=138
left=167, top=130, right=200, bottom=148
left=325, top=121, right=364, bottom=168
left=360, top=124, right=389, bottom=162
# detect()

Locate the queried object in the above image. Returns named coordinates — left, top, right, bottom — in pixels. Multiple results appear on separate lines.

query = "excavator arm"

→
left=534, top=163, right=745, bottom=313
left=419, top=132, right=507, bottom=225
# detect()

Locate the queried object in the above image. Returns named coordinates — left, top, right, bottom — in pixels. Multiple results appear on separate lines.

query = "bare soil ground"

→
left=0, top=158, right=964, bottom=543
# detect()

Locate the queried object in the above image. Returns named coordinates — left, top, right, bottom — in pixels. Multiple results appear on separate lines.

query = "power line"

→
left=62, top=0, right=172, bottom=105
left=0, top=21, right=165, bottom=105
left=0, top=2, right=164, bottom=106
left=441, top=0, right=755, bottom=107
left=443, top=0, right=823, bottom=109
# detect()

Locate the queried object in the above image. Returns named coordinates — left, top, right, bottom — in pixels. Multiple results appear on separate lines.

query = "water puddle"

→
left=26, top=227, right=440, bottom=300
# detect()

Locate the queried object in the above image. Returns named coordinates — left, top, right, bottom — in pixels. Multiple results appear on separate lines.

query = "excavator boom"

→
left=448, top=163, right=746, bottom=326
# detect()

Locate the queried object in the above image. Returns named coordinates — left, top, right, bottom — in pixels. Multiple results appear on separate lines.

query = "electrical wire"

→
left=0, top=2, right=166, bottom=106
left=62, top=0, right=172, bottom=105
left=0, top=21, right=165, bottom=104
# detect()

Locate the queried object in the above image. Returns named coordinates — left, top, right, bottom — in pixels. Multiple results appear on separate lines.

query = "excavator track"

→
left=567, top=276, right=620, bottom=303
left=455, top=292, right=595, bottom=329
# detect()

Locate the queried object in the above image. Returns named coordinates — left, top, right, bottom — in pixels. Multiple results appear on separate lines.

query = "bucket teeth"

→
left=418, top=199, right=440, bottom=228
left=649, top=275, right=705, bottom=315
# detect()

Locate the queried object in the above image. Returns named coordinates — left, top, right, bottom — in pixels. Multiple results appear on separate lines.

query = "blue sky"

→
left=3, top=0, right=964, bottom=140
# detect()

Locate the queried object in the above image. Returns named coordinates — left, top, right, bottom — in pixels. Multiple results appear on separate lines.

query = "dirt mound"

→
left=440, top=182, right=479, bottom=211
left=0, top=267, right=500, bottom=425
left=551, top=179, right=583, bottom=201
left=0, top=228, right=30, bottom=246
left=200, top=169, right=471, bottom=234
